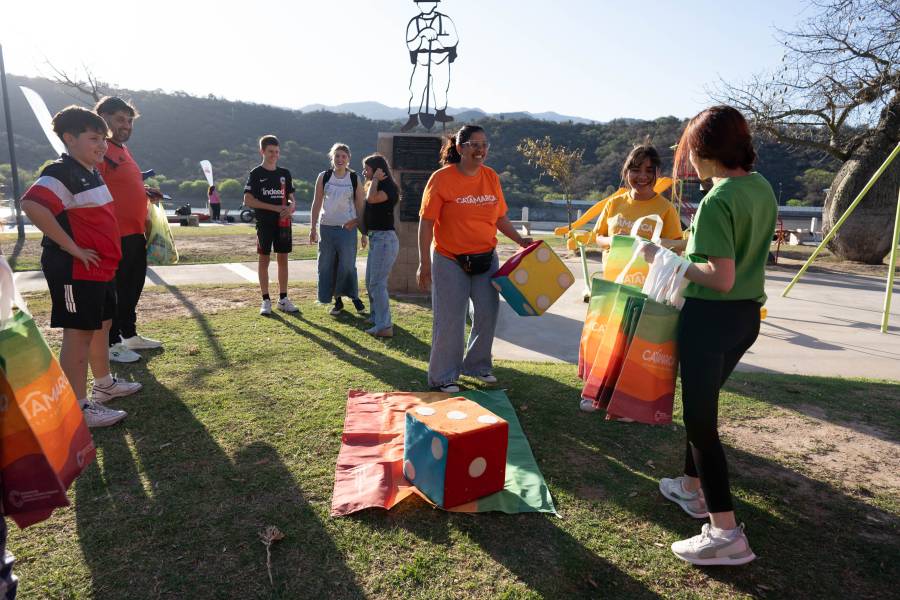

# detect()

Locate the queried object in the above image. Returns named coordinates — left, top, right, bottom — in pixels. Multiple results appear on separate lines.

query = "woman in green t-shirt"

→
left=645, top=106, right=777, bottom=566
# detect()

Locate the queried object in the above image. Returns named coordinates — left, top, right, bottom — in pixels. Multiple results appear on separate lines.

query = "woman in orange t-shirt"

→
left=417, top=125, right=532, bottom=392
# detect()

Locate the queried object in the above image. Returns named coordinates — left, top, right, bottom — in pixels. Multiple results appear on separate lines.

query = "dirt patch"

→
left=721, top=408, right=900, bottom=495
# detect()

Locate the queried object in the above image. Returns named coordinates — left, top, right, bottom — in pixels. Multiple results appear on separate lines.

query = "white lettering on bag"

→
left=23, top=374, right=68, bottom=420
left=623, top=272, right=646, bottom=286
left=642, top=349, right=675, bottom=367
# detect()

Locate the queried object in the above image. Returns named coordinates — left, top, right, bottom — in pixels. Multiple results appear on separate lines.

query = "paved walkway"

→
left=12, top=257, right=900, bottom=381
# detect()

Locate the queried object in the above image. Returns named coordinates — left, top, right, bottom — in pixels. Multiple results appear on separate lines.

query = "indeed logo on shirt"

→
left=455, top=194, right=497, bottom=205
left=261, top=188, right=285, bottom=198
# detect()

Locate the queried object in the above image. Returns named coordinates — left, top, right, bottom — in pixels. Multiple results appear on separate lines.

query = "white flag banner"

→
left=199, top=160, right=214, bottom=186
left=20, top=86, right=66, bottom=157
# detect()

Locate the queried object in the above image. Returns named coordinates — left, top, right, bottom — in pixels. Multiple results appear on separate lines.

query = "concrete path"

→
left=12, top=256, right=900, bottom=381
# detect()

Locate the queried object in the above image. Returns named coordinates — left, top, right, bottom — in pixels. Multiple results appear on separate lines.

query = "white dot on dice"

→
left=447, top=410, right=468, bottom=420
left=415, top=406, right=436, bottom=416
left=431, top=437, right=443, bottom=459
left=404, top=460, right=416, bottom=480
left=537, top=248, right=551, bottom=262
left=537, top=295, right=550, bottom=310
left=477, top=415, right=498, bottom=424
left=557, top=273, right=572, bottom=288
left=469, top=457, right=487, bottom=478
left=514, top=269, right=529, bottom=285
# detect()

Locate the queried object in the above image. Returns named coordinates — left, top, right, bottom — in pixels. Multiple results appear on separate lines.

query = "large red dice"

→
left=403, top=397, right=508, bottom=508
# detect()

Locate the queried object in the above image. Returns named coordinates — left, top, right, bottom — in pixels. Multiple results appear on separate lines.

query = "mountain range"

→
left=298, top=101, right=598, bottom=125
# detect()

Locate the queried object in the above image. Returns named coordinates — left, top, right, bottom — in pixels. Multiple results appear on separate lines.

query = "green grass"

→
left=7, top=285, right=899, bottom=599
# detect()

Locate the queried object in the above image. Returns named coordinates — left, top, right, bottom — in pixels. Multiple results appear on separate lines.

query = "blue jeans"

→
left=428, top=250, right=499, bottom=387
left=365, top=230, right=399, bottom=330
left=317, top=225, right=359, bottom=303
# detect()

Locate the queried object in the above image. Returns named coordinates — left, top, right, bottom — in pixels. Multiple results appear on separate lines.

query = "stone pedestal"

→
left=376, top=132, right=444, bottom=295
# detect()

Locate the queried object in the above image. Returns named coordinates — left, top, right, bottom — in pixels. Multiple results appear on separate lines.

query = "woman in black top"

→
left=359, top=153, right=400, bottom=337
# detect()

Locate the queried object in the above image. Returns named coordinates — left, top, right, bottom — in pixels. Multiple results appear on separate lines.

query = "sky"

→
left=0, top=0, right=815, bottom=121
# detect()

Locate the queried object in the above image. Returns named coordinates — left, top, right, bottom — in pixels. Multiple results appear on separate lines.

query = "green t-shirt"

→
left=683, top=173, right=777, bottom=303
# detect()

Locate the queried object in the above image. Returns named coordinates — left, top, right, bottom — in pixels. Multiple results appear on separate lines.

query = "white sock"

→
left=710, top=525, right=739, bottom=538
left=95, top=374, right=114, bottom=387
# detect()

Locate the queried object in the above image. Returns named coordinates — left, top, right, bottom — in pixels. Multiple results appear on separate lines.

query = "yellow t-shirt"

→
left=593, top=193, right=683, bottom=240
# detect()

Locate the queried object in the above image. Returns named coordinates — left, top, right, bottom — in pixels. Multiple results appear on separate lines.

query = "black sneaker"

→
left=351, top=297, right=366, bottom=314
left=329, top=297, right=344, bottom=316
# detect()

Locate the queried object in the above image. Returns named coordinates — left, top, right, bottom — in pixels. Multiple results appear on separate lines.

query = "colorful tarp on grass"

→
left=331, top=389, right=557, bottom=516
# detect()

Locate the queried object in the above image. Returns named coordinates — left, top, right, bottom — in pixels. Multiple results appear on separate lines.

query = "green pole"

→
left=882, top=186, right=900, bottom=333
left=782, top=141, right=900, bottom=298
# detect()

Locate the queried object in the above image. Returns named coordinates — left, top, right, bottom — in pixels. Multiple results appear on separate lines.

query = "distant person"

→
left=243, top=135, right=300, bottom=315
left=644, top=106, right=777, bottom=566
left=20, top=106, right=142, bottom=428
left=417, top=125, right=532, bottom=392
left=309, top=143, right=367, bottom=316
left=592, top=144, right=684, bottom=252
left=96, top=96, right=163, bottom=362
left=360, top=153, right=400, bottom=337
left=208, top=185, right=221, bottom=222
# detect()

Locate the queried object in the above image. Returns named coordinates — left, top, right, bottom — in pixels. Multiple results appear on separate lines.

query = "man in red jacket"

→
left=95, top=97, right=163, bottom=363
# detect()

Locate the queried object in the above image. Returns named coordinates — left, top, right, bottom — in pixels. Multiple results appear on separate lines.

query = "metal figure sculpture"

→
left=402, top=0, right=459, bottom=132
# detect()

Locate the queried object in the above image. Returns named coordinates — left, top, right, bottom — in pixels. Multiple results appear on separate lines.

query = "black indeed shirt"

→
left=244, top=165, right=295, bottom=223
left=364, top=177, right=399, bottom=231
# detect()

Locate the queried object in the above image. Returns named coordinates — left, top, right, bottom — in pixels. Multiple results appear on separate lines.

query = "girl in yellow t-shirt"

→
left=594, top=145, right=684, bottom=251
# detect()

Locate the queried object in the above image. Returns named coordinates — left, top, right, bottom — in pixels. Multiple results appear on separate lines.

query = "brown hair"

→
left=620, top=145, right=661, bottom=189
left=94, top=96, right=139, bottom=118
left=440, top=124, right=485, bottom=165
left=51, top=106, right=109, bottom=143
left=259, top=135, right=279, bottom=150
left=362, top=153, right=393, bottom=181
left=674, top=105, right=756, bottom=178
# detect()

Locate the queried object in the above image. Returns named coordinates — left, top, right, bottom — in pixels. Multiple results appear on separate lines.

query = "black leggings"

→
left=210, top=204, right=220, bottom=220
left=678, top=297, right=761, bottom=513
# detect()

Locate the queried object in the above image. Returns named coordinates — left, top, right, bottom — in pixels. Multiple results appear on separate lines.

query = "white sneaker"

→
left=277, top=297, right=299, bottom=313
left=122, top=334, right=163, bottom=350
left=472, top=373, right=498, bottom=384
left=92, top=377, right=143, bottom=404
left=82, top=401, right=127, bottom=428
left=579, top=397, right=599, bottom=413
left=671, top=523, right=756, bottom=566
left=109, top=343, right=141, bottom=363
left=260, top=299, right=272, bottom=315
left=659, top=476, right=709, bottom=519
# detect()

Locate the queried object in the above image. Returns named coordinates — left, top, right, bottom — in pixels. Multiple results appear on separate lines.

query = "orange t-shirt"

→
left=420, top=165, right=508, bottom=259
left=98, top=141, right=148, bottom=237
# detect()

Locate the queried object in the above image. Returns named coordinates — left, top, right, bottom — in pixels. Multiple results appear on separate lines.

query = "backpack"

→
left=321, top=169, right=358, bottom=194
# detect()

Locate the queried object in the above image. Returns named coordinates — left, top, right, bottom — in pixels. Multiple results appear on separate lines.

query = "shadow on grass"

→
left=495, top=367, right=899, bottom=599
left=75, top=357, right=365, bottom=599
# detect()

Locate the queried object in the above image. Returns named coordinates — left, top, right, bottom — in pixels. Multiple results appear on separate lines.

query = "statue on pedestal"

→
left=402, top=0, right=458, bottom=132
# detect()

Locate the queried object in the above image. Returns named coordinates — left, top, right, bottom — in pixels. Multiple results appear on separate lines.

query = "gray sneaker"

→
left=82, top=402, right=127, bottom=428
left=671, top=523, right=756, bottom=566
left=659, top=476, right=709, bottom=519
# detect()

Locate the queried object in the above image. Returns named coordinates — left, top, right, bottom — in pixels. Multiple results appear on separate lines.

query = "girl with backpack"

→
left=310, top=143, right=367, bottom=315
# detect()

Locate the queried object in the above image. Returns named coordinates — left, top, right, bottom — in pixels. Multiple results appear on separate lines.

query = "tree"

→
left=217, top=178, right=243, bottom=201
left=795, top=168, right=835, bottom=206
left=517, top=136, right=584, bottom=227
left=713, top=0, right=899, bottom=263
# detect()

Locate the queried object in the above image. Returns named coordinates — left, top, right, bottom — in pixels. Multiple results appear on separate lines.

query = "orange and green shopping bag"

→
left=605, top=300, right=680, bottom=425
left=0, top=258, right=95, bottom=527
left=578, top=278, right=619, bottom=380
left=602, top=215, right=663, bottom=289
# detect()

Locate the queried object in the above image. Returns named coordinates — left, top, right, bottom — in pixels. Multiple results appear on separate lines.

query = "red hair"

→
left=674, top=105, right=756, bottom=179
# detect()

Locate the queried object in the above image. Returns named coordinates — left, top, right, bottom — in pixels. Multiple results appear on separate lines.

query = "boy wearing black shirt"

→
left=243, top=135, right=299, bottom=315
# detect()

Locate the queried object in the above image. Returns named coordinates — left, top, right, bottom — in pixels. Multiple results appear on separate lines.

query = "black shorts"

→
left=256, top=218, right=292, bottom=255
left=45, top=270, right=116, bottom=330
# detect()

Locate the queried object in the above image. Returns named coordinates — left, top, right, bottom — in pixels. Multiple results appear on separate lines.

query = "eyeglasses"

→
left=461, top=141, right=490, bottom=150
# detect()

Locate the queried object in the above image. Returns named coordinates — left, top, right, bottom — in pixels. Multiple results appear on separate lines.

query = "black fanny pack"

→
left=455, top=250, right=495, bottom=275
